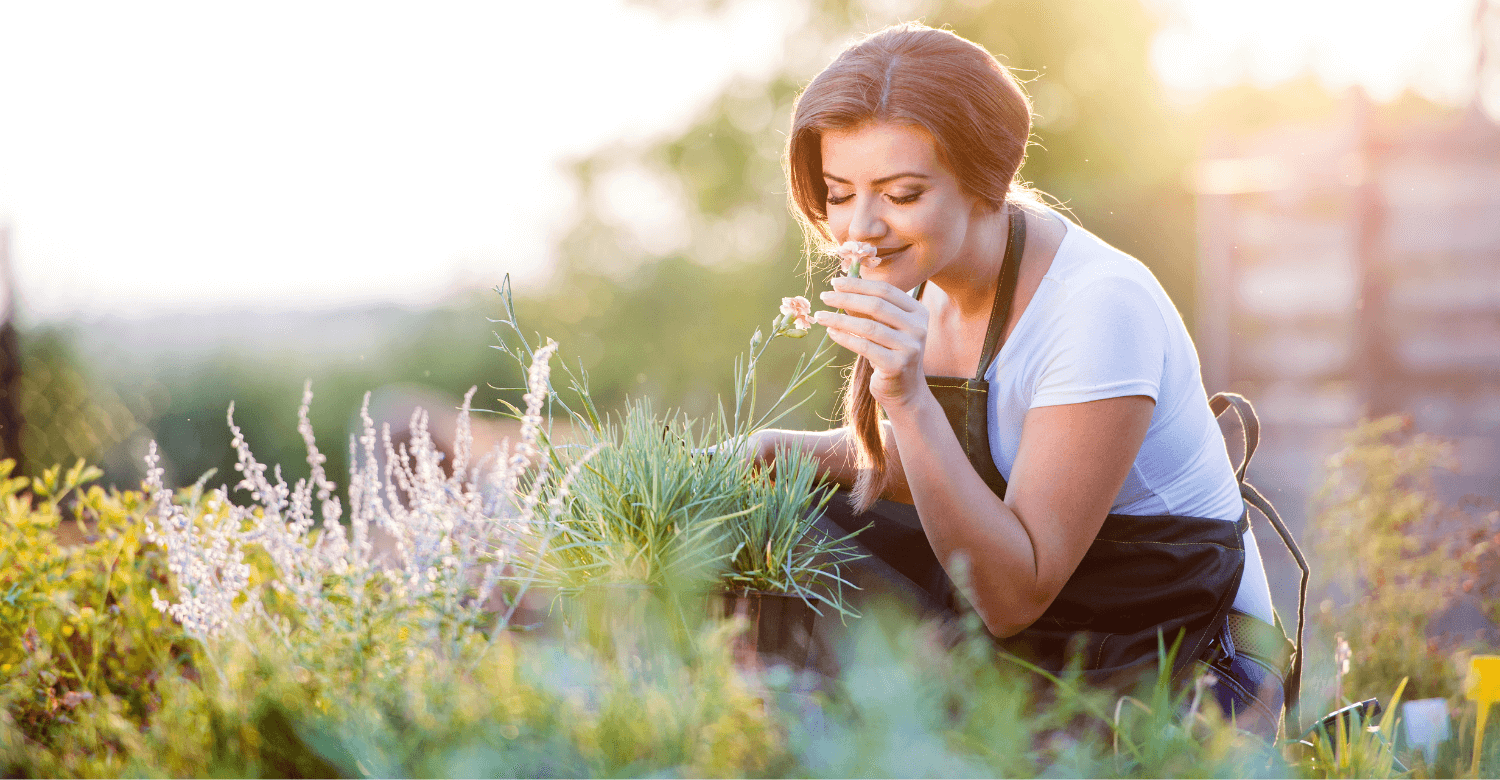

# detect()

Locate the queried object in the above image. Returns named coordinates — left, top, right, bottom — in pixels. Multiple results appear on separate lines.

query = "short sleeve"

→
left=1028, top=275, right=1167, bottom=409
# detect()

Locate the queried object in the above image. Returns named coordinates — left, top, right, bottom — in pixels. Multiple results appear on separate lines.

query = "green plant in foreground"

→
left=3, top=456, right=1466, bottom=778
left=0, top=460, right=192, bottom=774
left=1289, top=678, right=1409, bottom=779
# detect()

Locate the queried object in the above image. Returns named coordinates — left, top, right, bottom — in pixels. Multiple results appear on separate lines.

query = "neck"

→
left=926, top=203, right=1013, bottom=319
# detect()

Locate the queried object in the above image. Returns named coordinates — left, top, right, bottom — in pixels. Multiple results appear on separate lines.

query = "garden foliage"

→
left=4, top=318, right=1499, bottom=776
left=1311, top=416, right=1500, bottom=703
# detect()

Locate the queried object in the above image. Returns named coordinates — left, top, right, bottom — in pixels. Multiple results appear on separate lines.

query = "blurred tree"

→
left=15, top=327, right=145, bottom=480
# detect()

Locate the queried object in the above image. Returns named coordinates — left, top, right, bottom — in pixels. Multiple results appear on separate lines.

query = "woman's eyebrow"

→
left=823, top=172, right=931, bottom=185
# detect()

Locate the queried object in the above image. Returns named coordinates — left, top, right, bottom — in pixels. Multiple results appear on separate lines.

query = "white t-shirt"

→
left=982, top=209, right=1276, bottom=625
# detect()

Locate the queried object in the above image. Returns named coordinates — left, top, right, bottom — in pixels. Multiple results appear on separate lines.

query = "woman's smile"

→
left=877, top=244, right=910, bottom=263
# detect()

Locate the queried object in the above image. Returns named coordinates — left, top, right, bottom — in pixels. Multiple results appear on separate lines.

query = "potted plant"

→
left=489, top=279, right=865, bottom=668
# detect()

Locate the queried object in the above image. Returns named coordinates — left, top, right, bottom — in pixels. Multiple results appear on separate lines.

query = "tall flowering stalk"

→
left=145, top=443, right=255, bottom=644
left=732, top=295, right=835, bottom=442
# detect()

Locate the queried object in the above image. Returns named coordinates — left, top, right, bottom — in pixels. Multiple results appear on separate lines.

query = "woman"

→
left=748, top=23, right=1301, bottom=740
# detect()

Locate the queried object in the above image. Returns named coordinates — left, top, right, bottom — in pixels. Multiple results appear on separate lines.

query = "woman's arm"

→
left=816, top=275, right=1153, bottom=637
left=751, top=423, right=914, bottom=503
left=885, top=391, right=1151, bottom=636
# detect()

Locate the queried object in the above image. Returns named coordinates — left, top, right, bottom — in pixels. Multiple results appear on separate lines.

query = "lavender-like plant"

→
left=144, top=342, right=587, bottom=657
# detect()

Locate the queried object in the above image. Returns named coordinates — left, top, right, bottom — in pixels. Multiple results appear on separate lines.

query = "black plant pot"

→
left=720, top=590, right=830, bottom=675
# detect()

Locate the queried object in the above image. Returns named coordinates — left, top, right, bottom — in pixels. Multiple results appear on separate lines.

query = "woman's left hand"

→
left=814, top=276, right=930, bottom=410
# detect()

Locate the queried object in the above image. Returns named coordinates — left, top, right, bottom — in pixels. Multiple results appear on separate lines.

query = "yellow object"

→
left=1468, top=655, right=1500, bottom=777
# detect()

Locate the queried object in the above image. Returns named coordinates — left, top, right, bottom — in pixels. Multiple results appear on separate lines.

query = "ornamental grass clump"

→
left=491, top=279, right=865, bottom=617
left=521, top=401, right=855, bottom=607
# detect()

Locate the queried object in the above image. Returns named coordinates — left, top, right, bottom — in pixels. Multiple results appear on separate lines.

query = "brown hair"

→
left=786, top=23, right=1033, bottom=513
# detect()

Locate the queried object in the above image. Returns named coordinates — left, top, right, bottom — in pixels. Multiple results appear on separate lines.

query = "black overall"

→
left=823, top=208, right=1304, bottom=715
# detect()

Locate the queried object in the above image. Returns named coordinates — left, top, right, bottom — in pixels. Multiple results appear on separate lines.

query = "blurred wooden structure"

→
left=1194, top=91, right=1500, bottom=609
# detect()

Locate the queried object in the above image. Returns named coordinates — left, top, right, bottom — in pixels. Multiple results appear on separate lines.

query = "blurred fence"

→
left=1194, top=90, right=1500, bottom=613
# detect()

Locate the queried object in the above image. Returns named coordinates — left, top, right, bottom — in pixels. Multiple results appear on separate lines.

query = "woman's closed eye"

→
left=826, top=190, right=925, bottom=206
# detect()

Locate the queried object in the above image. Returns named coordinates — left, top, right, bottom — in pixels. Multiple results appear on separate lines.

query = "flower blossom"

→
left=836, top=241, right=878, bottom=275
left=779, top=295, right=814, bottom=331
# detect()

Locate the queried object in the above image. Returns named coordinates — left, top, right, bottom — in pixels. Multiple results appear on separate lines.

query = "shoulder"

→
left=1046, top=216, right=1164, bottom=298
left=1026, top=214, right=1173, bottom=334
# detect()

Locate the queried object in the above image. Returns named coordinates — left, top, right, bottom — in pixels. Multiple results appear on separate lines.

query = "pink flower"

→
left=836, top=240, right=879, bottom=273
left=779, top=295, right=814, bottom=330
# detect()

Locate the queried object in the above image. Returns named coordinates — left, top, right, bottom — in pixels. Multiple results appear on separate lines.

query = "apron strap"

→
left=1210, top=391, right=1259, bottom=484
left=912, top=203, right=1027, bottom=381
left=1212, top=390, right=1311, bottom=737
left=972, top=205, right=1027, bottom=380
left=1243, top=479, right=1310, bottom=737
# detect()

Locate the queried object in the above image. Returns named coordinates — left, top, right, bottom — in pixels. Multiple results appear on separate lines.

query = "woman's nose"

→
left=847, top=198, right=887, bottom=242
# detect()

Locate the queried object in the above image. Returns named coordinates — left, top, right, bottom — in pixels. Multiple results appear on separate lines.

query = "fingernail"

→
left=818, top=291, right=831, bottom=301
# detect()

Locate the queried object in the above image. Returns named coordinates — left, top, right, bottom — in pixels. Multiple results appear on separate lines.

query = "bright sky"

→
left=0, top=0, right=1487, bottom=322
left=0, top=0, right=796, bottom=321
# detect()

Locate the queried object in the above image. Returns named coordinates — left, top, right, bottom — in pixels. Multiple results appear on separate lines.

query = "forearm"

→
left=756, top=425, right=911, bottom=501
left=755, top=427, right=858, bottom=486
left=883, top=393, right=1051, bottom=637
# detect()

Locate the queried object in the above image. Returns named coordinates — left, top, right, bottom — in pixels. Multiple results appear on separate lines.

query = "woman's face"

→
left=820, top=121, right=983, bottom=290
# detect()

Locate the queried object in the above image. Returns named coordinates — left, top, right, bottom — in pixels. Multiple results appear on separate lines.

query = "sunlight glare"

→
left=1151, top=0, right=1480, bottom=105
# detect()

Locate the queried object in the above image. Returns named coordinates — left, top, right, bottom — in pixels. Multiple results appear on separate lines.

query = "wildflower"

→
left=145, top=343, right=569, bottom=649
left=1186, top=670, right=1220, bottom=724
left=59, top=691, right=92, bottom=709
left=779, top=296, right=814, bottom=332
left=835, top=240, right=878, bottom=277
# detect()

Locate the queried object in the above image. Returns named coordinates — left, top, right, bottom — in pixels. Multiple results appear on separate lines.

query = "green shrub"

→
left=1310, top=416, right=1494, bottom=704
left=0, top=460, right=191, bottom=774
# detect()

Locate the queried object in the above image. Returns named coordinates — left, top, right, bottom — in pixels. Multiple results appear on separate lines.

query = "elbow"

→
left=948, top=541, right=1066, bottom=639
left=971, top=589, right=1054, bottom=639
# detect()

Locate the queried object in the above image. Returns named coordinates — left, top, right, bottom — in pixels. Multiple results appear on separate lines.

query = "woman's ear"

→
left=969, top=194, right=1005, bottom=219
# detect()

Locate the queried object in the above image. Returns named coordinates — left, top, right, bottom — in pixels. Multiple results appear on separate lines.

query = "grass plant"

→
left=490, top=277, right=865, bottom=617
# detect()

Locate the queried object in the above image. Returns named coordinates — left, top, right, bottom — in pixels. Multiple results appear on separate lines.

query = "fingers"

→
left=820, top=320, right=903, bottom=369
left=812, top=309, right=912, bottom=351
left=819, top=289, right=913, bottom=323
left=824, top=276, right=923, bottom=314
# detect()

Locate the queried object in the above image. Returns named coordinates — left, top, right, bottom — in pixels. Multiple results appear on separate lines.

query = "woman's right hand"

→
left=742, top=429, right=781, bottom=470
left=814, top=276, right=932, bottom=412
left=698, top=430, right=778, bottom=467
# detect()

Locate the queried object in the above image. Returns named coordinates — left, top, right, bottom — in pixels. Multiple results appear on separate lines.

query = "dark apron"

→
left=886, top=206, right=1252, bottom=689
